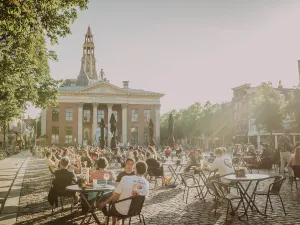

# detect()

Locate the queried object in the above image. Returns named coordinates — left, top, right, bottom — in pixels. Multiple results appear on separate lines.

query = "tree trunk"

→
left=3, top=123, right=6, bottom=148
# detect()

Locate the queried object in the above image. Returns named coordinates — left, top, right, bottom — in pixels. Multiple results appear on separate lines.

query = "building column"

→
left=41, top=109, right=47, bottom=136
left=92, top=102, right=98, bottom=145
left=257, top=135, right=261, bottom=150
left=293, top=135, right=296, bottom=146
left=107, top=103, right=113, bottom=146
left=275, top=135, right=278, bottom=149
left=77, top=102, right=84, bottom=146
left=121, top=104, right=128, bottom=145
left=155, top=104, right=161, bottom=148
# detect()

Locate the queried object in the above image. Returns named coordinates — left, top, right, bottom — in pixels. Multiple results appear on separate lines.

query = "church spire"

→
left=79, top=26, right=98, bottom=80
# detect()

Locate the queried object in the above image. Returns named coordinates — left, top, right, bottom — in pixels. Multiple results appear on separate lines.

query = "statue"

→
left=100, top=69, right=105, bottom=80
left=110, top=113, right=117, bottom=149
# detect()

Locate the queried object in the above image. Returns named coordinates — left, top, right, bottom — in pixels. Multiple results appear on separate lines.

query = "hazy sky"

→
left=26, top=0, right=300, bottom=117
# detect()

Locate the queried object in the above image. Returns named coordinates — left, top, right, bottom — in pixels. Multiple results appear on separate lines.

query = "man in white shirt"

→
left=125, top=146, right=134, bottom=159
left=99, top=161, right=149, bottom=225
left=205, top=147, right=234, bottom=188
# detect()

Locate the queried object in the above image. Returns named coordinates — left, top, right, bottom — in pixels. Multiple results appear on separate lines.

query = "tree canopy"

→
left=0, top=0, right=89, bottom=123
left=252, top=82, right=285, bottom=134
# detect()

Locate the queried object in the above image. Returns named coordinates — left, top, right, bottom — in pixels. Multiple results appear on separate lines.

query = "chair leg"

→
left=128, top=217, right=132, bottom=225
left=291, top=178, right=293, bottom=191
left=139, top=214, right=142, bottom=223
left=268, top=196, right=273, bottom=210
left=278, top=195, right=286, bottom=215
left=214, top=197, right=218, bottom=215
left=183, top=187, right=186, bottom=200
left=60, top=197, right=64, bottom=213
left=106, top=216, right=110, bottom=225
left=241, top=198, right=248, bottom=220
left=225, top=200, right=230, bottom=222
left=186, top=188, right=189, bottom=204
left=264, top=196, right=268, bottom=214
left=141, top=214, right=146, bottom=225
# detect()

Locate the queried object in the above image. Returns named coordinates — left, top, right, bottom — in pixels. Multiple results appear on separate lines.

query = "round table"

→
left=66, top=184, right=115, bottom=225
left=224, top=173, right=270, bottom=219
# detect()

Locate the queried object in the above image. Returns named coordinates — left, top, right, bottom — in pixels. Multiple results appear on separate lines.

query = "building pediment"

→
left=77, top=81, right=128, bottom=95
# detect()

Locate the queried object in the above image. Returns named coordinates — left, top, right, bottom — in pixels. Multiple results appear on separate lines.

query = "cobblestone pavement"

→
left=16, top=158, right=300, bottom=225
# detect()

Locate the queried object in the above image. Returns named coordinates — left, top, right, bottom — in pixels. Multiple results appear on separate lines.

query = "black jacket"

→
left=52, top=169, right=77, bottom=195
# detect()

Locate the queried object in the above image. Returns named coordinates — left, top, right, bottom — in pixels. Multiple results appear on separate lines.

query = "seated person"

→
left=45, top=152, right=58, bottom=173
left=99, top=161, right=149, bottom=225
left=115, top=158, right=136, bottom=187
left=52, top=157, right=79, bottom=202
left=81, top=150, right=93, bottom=168
left=90, top=157, right=116, bottom=182
left=145, top=151, right=163, bottom=176
left=184, top=149, right=203, bottom=173
left=204, top=147, right=234, bottom=189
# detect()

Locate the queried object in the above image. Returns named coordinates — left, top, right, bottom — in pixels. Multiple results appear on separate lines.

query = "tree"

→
left=287, top=86, right=300, bottom=132
left=252, top=82, right=285, bottom=139
left=0, top=0, right=89, bottom=140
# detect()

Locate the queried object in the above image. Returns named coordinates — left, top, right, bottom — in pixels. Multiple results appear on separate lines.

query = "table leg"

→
left=237, top=180, right=267, bottom=219
left=79, top=192, right=103, bottom=225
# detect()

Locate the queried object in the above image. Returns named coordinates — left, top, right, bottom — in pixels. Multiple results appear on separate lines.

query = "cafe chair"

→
left=106, top=195, right=146, bottom=225
left=253, top=175, right=286, bottom=215
left=291, top=165, right=300, bottom=191
left=180, top=174, right=205, bottom=204
left=168, top=165, right=183, bottom=183
left=51, top=195, right=74, bottom=215
left=147, top=166, right=165, bottom=189
left=212, top=180, right=247, bottom=221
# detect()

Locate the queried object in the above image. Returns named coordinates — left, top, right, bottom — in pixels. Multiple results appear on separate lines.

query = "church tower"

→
left=78, top=26, right=98, bottom=82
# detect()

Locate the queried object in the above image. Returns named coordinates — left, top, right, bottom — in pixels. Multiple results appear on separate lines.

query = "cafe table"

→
left=66, top=184, right=115, bottom=225
left=224, top=173, right=269, bottom=220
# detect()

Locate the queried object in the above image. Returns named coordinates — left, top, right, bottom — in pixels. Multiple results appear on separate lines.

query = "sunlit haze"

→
left=25, top=0, right=300, bottom=118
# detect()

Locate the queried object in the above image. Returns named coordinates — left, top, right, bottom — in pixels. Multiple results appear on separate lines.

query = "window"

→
left=112, top=110, right=118, bottom=122
left=65, top=127, right=73, bottom=144
left=97, top=110, right=104, bottom=123
left=52, top=127, right=59, bottom=144
left=235, top=102, right=239, bottom=110
left=235, top=124, right=240, bottom=131
left=131, top=128, right=138, bottom=145
left=83, top=109, right=91, bottom=122
left=52, top=108, right=59, bottom=121
left=144, top=127, right=149, bottom=146
left=65, top=108, right=73, bottom=121
left=144, top=110, right=151, bottom=123
left=131, top=109, right=138, bottom=122
left=243, top=123, right=248, bottom=131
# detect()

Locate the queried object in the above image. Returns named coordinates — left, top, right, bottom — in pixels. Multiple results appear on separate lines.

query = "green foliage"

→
left=0, top=0, right=88, bottom=123
left=160, top=101, right=233, bottom=144
left=252, top=82, right=285, bottom=134
left=287, top=86, right=300, bottom=132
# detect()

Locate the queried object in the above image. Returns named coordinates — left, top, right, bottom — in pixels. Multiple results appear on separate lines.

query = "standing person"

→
left=98, top=161, right=149, bottom=225
left=115, top=158, right=136, bottom=187
left=125, top=146, right=134, bottom=158
left=288, top=146, right=300, bottom=177
left=278, top=134, right=294, bottom=175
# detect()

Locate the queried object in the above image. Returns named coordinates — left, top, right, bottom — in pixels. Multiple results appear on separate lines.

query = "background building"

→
left=40, top=27, right=164, bottom=147
left=232, top=82, right=300, bottom=149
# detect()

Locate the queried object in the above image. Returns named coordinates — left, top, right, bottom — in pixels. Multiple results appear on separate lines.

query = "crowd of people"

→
left=43, top=133, right=300, bottom=224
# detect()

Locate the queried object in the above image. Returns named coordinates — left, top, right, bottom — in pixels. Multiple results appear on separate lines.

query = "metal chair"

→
left=180, top=174, right=205, bottom=204
left=291, top=165, right=300, bottom=191
left=212, top=180, right=247, bottom=221
left=253, top=175, right=286, bottom=215
left=168, top=165, right=183, bottom=183
left=106, top=195, right=146, bottom=225
left=147, top=166, right=165, bottom=189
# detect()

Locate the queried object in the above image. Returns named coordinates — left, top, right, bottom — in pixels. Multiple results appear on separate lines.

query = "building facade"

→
left=40, top=27, right=164, bottom=147
left=232, top=82, right=300, bottom=149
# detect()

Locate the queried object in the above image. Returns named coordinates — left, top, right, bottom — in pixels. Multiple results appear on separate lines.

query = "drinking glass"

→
left=104, top=173, right=109, bottom=186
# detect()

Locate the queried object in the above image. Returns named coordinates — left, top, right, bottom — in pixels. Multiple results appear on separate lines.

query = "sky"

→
left=26, top=0, right=300, bottom=118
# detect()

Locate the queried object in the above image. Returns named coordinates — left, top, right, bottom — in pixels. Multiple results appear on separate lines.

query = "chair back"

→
left=148, top=166, right=163, bottom=177
left=292, top=165, right=300, bottom=178
left=270, top=175, right=284, bottom=194
left=127, top=195, right=145, bottom=217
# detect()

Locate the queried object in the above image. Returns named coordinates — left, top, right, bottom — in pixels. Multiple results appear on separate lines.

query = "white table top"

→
left=66, top=184, right=115, bottom=192
left=224, top=174, right=269, bottom=182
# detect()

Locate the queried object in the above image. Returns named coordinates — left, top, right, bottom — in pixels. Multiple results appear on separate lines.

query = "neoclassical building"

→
left=40, top=27, right=164, bottom=147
